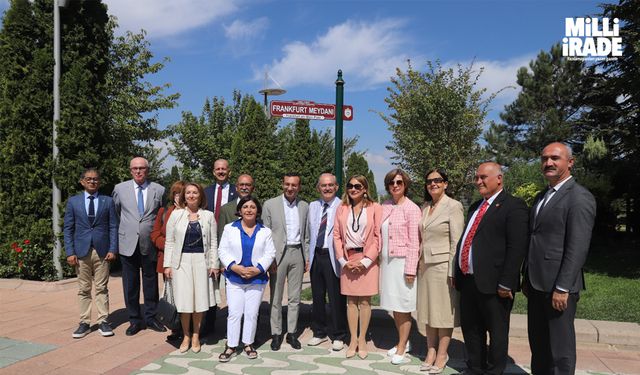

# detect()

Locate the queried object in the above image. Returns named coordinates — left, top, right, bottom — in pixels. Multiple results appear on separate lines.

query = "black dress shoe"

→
left=147, top=319, right=168, bottom=332
left=125, top=323, right=142, bottom=336
left=270, top=334, right=282, bottom=351
left=286, top=333, right=301, bottom=349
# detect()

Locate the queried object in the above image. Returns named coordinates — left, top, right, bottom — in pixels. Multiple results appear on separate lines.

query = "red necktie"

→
left=215, top=185, right=223, bottom=221
left=460, top=200, right=489, bottom=274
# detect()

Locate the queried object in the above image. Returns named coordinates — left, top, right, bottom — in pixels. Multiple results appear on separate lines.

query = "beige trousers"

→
left=77, top=248, right=110, bottom=324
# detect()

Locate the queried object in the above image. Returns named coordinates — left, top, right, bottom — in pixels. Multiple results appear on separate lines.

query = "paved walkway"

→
left=1, top=276, right=639, bottom=374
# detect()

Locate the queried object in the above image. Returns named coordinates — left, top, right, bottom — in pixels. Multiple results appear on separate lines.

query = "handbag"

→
left=157, top=280, right=180, bottom=330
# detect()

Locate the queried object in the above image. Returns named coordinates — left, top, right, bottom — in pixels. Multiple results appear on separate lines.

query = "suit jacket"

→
left=454, top=190, right=529, bottom=294
left=112, top=179, right=165, bottom=257
left=381, top=198, right=422, bottom=275
left=524, top=178, right=596, bottom=293
left=334, top=202, right=382, bottom=264
left=308, top=197, right=342, bottom=277
left=420, top=194, right=465, bottom=277
left=63, top=192, right=118, bottom=258
left=204, top=183, right=238, bottom=213
left=262, top=194, right=310, bottom=265
left=162, top=208, right=219, bottom=270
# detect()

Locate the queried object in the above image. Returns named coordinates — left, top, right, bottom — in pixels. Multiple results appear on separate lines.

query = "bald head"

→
left=475, top=162, right=503, bottom=199
left=317, top=173, right=338, bottom=202
left=129, top=157, right=149, bottom=185
left=213, top=159, right=230, bottom=184
left=541, top=142, right=574, bottom=186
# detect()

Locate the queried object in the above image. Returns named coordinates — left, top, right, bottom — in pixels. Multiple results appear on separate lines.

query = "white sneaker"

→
left=307, top=336, right=328, bottom=346
left=391, top=353, right=411, bottom=365
left=331, top=340, right=344, bottom=351
left=387, top=341, right=411, bottom=357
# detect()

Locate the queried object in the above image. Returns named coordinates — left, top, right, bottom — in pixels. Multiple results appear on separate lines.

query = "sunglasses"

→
left=426, top=178, right=445, bottom=185
left=346, top=183, right=364, bottom=190
left=388, top=180, right=404, bottom=186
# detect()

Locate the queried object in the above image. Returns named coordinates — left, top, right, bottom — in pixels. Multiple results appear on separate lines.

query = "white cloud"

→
left=224, top=17, right=269, bottom=40
left=446, top=56, right=534, bottom=105
left=259, top=19, right=417, bottom=90
left=103, top=0, right=238, bottom=39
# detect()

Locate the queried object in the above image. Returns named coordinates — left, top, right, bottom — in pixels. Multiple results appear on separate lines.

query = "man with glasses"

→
left=64, top=168, right=118, bottom=338
left=113, top=157, right=166, bottom=336
left=216, top=174, right=257, bottom=240
left=306, top=173, right=347, bottom=351
left=453, top=162, right=529, bottom=375
left=263, top=173, right=310, bottom=350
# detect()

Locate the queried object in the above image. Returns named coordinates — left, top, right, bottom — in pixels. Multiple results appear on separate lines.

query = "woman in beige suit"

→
left=164, top=182, right=218, bottom=353
left=417, top=169, right=464, bottom=373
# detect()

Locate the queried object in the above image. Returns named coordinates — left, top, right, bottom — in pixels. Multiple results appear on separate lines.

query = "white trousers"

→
left=226, top=281, right=265, bottom=347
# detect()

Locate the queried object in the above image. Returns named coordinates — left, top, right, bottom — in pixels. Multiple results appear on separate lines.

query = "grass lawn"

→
left=302, top=236, right=640, bottom=323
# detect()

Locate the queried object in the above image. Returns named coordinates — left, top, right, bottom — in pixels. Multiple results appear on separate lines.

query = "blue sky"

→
left=0, top=0, right=603, bottom=191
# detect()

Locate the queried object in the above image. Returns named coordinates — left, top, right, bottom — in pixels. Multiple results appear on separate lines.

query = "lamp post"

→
left=52, top=0, right=68, bottom=279
left=258, top=72, right=286, bottom=117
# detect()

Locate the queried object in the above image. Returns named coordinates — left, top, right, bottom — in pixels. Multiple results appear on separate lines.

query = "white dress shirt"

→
left=282, top=195, right=301, bottom=245
left=458, top=189, right=502, bottom=274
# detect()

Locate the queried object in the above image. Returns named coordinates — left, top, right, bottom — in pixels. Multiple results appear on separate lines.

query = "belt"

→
left=285, top=244, right=302, bottom=250
left=347, top=247, right=364, bottom=253
left=315, top=247, right=330, bottom=256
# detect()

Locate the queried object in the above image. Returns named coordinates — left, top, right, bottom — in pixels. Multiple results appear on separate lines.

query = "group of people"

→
left=62, top=141, right=595, bottom=375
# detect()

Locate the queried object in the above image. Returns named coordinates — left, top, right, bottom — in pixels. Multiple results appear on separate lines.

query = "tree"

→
left=169, top=92, right=242, bottom=182
left=381, top=61, right=493, bottom=198
left=486, top=44, right=590, bottom=163
left=229, top=97, right=283, bottom=201
left=0, top=0, right=178, bottom=279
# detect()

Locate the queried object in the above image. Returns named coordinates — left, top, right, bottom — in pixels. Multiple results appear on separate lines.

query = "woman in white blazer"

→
left=217, top=196, right=275, bottom=362
left=164, top=182, right=218, bottom=354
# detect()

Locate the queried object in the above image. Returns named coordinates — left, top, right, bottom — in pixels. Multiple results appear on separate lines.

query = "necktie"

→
left=88, top=196, right=95, bottom=226
left=316, top=203, right=329, bottom=249
left=215, top=185, right=223, bottom=221
left=460, top=200, right=490, bottom=274
left=536, top=187, right=555, bottom=217
left=137, top=185, right=145, bottom=217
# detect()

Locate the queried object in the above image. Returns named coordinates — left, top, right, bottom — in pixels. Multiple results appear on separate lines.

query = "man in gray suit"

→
left=113, top=157, right=167, bottom=336
left=263, top=173, right=309, bottom=350
left=524, top=142, right=596, bottom=375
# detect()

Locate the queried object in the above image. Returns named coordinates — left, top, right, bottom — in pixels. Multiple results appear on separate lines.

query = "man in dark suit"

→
left=524, top=142, right=596, bottom=375
left=64, top=167, right=118, bottom=338
left=112, top=157, right=166, bottom=336
left=453, top=162, right=529, bottom=375
left=204, top=159, right=238, bottom=219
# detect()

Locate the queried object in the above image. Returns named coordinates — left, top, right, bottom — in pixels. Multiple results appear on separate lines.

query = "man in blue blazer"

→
left=63, top=167, right=118, bottom=339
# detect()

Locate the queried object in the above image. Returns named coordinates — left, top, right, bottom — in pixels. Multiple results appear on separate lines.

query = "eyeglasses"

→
left=346, top=183, right=363, bottom=190
left=237, top=183, right=253, bottom=187
left=130, top=167, right=148, bottom=171
left=426, top=178, right=445, bottom=185
left=388, top=180, right=404, bottom=187
left=83, top=177, right=99, bottom=183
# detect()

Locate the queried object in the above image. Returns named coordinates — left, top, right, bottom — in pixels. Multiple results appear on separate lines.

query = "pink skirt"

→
left=340, top=251, right=379, bottom=296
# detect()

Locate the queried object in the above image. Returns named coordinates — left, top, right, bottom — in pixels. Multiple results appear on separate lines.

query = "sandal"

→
left=244, top=344, right=258, bottom=359
left=218, top=345, right=237, bottom=362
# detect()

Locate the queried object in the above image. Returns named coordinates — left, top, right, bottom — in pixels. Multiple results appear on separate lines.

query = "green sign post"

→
left=335, top=70, right=344, bottom=196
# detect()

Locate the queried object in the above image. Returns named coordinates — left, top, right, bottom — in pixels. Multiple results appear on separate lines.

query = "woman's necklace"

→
left=351, top=204, right=364, bottom=232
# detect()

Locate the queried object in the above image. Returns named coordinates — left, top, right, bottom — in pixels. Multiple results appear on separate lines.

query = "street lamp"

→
left=258, top=72, right=286, bottom=117
left=52, top=0, right=68, bottom=279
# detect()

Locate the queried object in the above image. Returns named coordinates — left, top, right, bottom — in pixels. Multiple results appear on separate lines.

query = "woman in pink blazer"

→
left=334, top=175, right=382, bottom=359
left=379, top=169, right=422, bottom=365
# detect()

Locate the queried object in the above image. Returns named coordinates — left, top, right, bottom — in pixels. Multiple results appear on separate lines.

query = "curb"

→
left=0, top=277, right=77, bottom=291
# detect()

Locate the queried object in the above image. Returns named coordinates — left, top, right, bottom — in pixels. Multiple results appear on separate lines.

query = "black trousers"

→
left=120, top=246, right=159, bottom=325
left=310, top=248, right=347, bottom=341
left=459, top=274, right=513, bottom=375
left=527, top=286, right=578, bottom=375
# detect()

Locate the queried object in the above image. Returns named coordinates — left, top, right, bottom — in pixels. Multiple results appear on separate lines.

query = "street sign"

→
left=270, top=100, right=353, bottom=121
